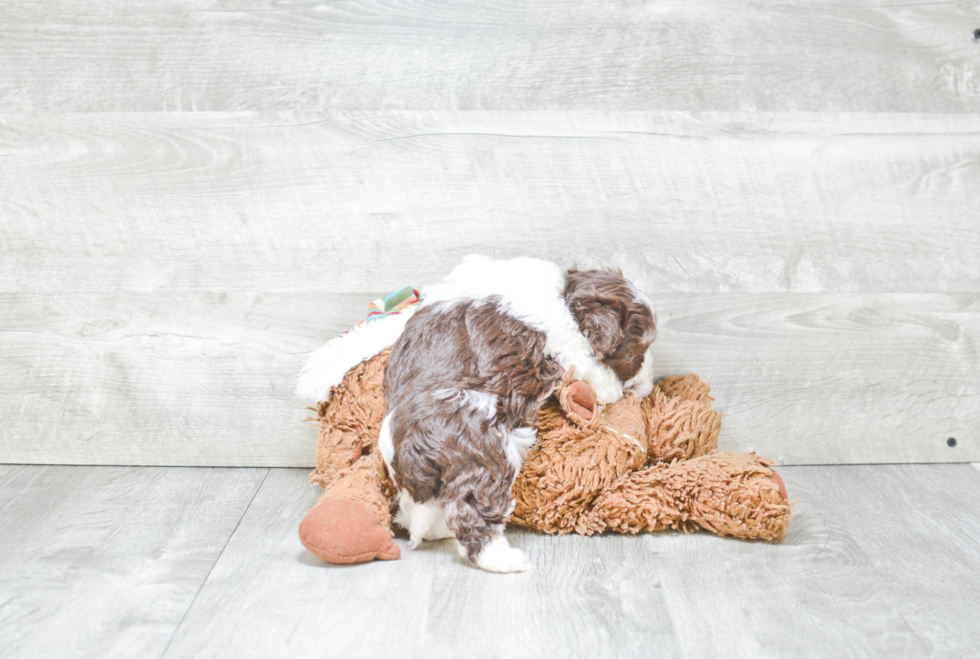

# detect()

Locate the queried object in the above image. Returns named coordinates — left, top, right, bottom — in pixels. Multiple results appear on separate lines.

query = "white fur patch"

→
left=420, top=255, right=624, bottom=404
left=433, top=388, right=498, bottom=420
left=384, top=412, right=454, bottom=545
left=378, top=412, right=395, bottom=472
left=395, top=491, right=454, bottom=547
left=295, top=306, right=418, bottom=402
left=505, top=427, right=537, bottom=471
left=469, top=535, right=531, bottom=573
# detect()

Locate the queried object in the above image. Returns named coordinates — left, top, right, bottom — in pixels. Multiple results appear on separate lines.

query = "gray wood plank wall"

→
left=2, top=1, right=979, bottom=113
left=1, top=1, right=978, bottom=466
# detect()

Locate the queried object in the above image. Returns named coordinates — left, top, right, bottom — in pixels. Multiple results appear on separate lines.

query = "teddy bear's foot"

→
left=299, top=498, right=401, bottom=564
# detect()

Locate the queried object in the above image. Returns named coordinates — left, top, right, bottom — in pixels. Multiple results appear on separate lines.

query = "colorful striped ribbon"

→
left=339, top=286, right=420, bottom=336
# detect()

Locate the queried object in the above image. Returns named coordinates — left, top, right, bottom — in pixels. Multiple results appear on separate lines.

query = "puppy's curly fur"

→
left=378, top=256, right=657, bottom=572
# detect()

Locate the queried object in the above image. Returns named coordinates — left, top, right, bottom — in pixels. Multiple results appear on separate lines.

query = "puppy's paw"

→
left=471, top=536, right=531, bottom=574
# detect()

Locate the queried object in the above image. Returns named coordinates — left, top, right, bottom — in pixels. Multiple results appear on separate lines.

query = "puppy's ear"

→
left=569, top=296, right=627, bottom=358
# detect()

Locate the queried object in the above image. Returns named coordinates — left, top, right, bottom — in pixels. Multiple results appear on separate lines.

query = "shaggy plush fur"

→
left=298, top=349, right=793, bottom=567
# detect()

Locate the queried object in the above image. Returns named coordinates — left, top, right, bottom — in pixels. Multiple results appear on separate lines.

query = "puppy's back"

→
left=383, top=298, right=562, bottom=505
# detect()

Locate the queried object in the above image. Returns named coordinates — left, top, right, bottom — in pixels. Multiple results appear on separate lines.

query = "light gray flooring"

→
left=2, top=463, right=979, bottom=659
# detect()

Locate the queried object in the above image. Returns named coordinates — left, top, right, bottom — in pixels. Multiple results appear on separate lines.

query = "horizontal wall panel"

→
left=1, top=0, right=978, bottom=112
left=1, top=291, right=975, bottom=466
left=2, top=111, right=978, bottom=295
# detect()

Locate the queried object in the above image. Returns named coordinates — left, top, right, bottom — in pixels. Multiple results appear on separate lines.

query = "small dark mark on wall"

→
left=947, top=437, right=957, bottom=447
left=974, top=28, right=980, bottom=41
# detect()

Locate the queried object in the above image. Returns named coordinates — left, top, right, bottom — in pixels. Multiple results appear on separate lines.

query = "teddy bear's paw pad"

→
left=766, top=469, right=788, bottom=501
left=562, top=380, right=597, bottom=421
left=299, top=498, right=401, bottom=564
left=472, top=536, right=531, bottom=573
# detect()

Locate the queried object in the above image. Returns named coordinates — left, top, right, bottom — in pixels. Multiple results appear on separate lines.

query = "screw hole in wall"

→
left=947, top=437, right=957, bottom=447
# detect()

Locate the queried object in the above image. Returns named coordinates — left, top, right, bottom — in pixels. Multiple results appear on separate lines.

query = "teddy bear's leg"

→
left=644, top=375, right=723, bottom=463
left=299, top=450, right=401, bottom=564
left=578, top=453, right=792, bottom=540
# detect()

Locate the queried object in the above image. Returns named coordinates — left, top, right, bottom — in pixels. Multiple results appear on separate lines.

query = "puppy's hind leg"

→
left=444, top=480, right=530, bottom=574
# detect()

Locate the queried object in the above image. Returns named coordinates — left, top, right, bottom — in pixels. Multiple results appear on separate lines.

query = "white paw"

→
left=472, top=536, right=531, bottom=574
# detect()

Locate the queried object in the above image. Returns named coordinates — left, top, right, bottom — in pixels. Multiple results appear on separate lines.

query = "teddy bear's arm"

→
left=510, top=378, right=647, bottom=535
left=644, top=375, right=722, bottom=463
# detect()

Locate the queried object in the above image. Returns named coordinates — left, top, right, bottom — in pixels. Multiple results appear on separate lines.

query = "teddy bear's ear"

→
left=559, top=380, right=598, bottom=425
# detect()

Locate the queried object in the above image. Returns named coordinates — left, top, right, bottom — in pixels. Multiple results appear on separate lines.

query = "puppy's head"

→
left=563, top=268, right=658, bottom=398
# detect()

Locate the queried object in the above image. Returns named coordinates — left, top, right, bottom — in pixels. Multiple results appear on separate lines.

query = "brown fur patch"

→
left=383, top=298, right=563, bottom=559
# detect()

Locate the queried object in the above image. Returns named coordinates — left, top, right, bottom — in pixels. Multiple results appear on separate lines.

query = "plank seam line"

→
left=157, top=467, right=271, bottom=659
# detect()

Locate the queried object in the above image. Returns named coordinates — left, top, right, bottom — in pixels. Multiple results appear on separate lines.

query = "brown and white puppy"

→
left=378, top=256, right=657, bottom=572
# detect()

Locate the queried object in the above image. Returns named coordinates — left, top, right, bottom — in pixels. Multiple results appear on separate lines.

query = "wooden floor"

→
left=2, top=463, right=979, bottom=659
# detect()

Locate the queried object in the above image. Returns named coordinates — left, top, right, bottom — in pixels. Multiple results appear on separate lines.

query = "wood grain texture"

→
left=162, top=467, right=682, bottom=659
left=1, top=0, right=978, bottom=113
left=817, top=464, right=980, bottom=656
left=1, top=291, right=976, bottom=466
left=652, top=463, right=980, bottom=658
left=2, top=111, right=978, bottom=295
left=0, top=464, right=267, bottom=659
left=160, top=465, right=980, bottom=659
left=660, top=293, right=980, bottom=465
left=0, top=290, right=323, bottom=466
left=3, top=5, right=979, bottom=468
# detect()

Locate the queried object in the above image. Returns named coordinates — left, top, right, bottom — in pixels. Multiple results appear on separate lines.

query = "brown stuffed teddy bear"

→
left=298, top=348, right=792, bottom=565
